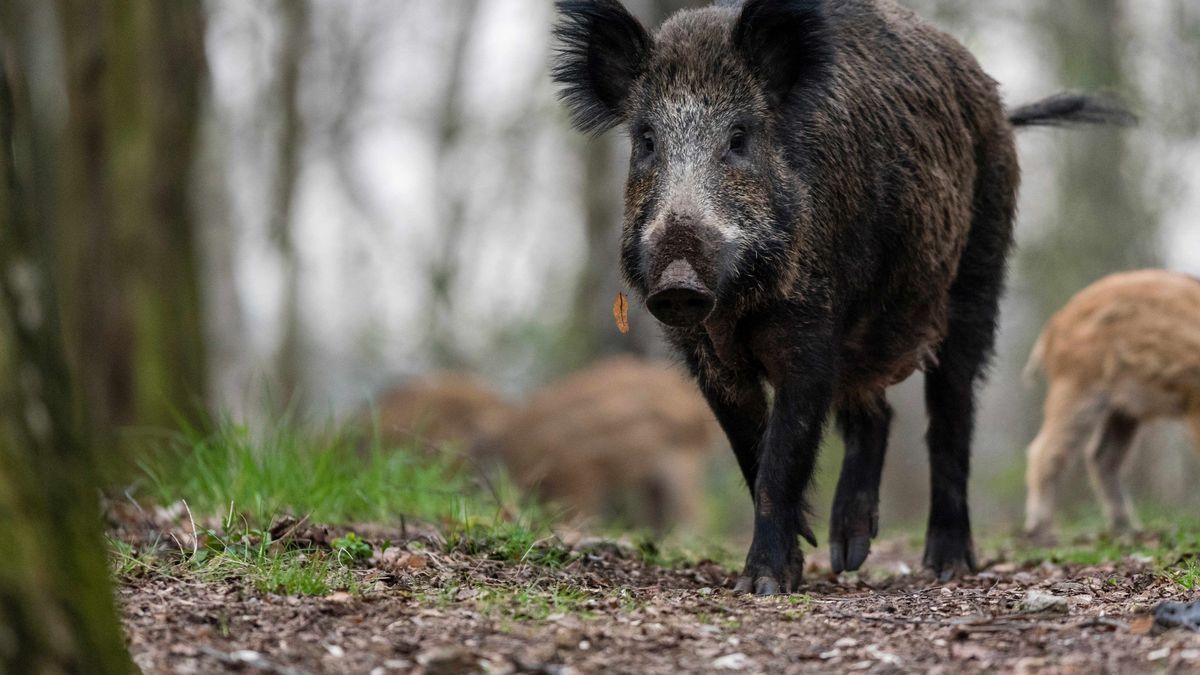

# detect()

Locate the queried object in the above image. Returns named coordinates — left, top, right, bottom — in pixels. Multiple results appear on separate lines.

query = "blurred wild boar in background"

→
left=1023, top=270, right=1200, bottom=542
left=551, top=0, right=1134, bottom=593
left=369, top=373, right=515, bottom=456
left=474, top=356, right=723, bottom=534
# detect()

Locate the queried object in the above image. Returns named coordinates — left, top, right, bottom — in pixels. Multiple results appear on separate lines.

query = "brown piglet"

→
left=1023, top=270, right=1200, bottom=540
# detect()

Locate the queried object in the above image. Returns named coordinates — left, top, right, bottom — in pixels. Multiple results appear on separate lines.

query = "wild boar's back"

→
left=371, top=374, right=514, bottom=451
left=789, top=0, right=1016, bottom=393
left=1038, top=270, right=1200, bottom=416
left=480, top=356, right=722, bottom=519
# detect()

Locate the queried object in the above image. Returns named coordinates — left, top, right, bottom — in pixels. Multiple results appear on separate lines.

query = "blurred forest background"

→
left=3, top=0, right=1200, bottom=539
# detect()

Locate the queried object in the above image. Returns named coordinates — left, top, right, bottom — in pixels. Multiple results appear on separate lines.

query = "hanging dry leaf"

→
left=612, top=292, right=630, bottom=334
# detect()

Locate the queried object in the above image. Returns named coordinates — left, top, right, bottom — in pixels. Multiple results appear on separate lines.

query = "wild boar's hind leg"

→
left=829, top=397, right=893, bottom=574
left=923, top=316, right=985, bottom=580
left=922, top=123, right=1017, bottom=581
left=1084, top=411, right=1141, bottom=534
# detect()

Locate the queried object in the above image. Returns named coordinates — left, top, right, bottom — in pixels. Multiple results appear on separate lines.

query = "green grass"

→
left=137, top=415, right=538, bottom=528
left=982, top=510, right=1200, bottom=591
left=109, top=512, right=361, bottom=597
left=1166, top=558, right=1200, bottom=591
left=114, top=415, right=563, bottom=595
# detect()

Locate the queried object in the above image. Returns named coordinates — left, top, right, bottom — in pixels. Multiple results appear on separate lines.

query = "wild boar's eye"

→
left=640, top=129, right=656, bottom=156
left=728, top=127, right=748, bottom=157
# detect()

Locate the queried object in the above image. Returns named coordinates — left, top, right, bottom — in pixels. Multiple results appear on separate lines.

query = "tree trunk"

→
left=55, top=0, right=209, bottom=450
left=270, top=0, right=311, bottom=408
left=0, top=26, right=130, bottom=673
left=1025, top=0, right=1158, bottom=317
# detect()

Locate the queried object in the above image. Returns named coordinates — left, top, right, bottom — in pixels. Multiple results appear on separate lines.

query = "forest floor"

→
left=111, top=504, right=1200, bottom=675
left=110, top=423, right=1200, bottom=673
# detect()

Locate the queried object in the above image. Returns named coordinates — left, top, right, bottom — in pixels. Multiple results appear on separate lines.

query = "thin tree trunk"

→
left=427, top=0, right=481, bottom=369
left=271, top=0, right=311, bottom=408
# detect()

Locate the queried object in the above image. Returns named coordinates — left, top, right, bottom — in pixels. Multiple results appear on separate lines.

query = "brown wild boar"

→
left=1023, top=270, right=1200, bottom=541
left=368, top=373, right=514, bottom=455
left=474, top=356, right=723, bottom=533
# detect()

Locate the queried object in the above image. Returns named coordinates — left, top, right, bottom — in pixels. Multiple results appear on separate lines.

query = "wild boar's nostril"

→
left=645, top=259, right=714, bottom=327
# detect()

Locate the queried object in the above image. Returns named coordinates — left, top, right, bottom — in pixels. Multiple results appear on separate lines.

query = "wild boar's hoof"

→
left=732, top=549, right=806, bottom=595
left=645, top=259, right=714, bottom=327
left=733, top=574, right=793, bottom=596
left=829, top=492, right=879, bottom=574
left=830, top=534, right=872, bottom=575
left=922, top=529, right=978, bottom=582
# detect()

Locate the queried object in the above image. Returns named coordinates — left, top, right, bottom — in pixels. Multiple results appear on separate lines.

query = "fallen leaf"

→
left=613, top=292, right=630, bottom=334
left=1129, top=614, right=1156, bottom=635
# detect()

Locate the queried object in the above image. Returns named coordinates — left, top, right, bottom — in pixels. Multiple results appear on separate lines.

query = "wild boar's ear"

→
left=552, top=0, right=651, bottom=134
left=733, top=0, right=832, bottom=105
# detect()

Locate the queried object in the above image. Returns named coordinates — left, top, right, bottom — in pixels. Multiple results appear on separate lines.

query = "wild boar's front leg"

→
left=734, top=365, right=833, bottom=596
left=687, top=357, right=768, bottom=497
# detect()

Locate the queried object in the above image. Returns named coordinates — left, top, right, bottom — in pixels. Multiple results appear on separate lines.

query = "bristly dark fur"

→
left=550, top=0, right=1135, bottom=596
left=551, top=0, right=652, bottom=134
left=1009, top=92, right=1138, bottom=128
left=732, top=0, right=834, bottom=105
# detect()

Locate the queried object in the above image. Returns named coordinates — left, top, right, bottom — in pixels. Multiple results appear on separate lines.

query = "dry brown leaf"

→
left=613, top=292, right=630, bottom=334
left=1129, top=614, right=1155, bottom=635
left=400, top=553, right=428, bottom=570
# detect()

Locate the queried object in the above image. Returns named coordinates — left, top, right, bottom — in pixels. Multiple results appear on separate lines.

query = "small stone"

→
left=866, top=645, right=902, bottom=666
left=229, top=650, right=263, bottom=664
left=1147, top=647, right=1171, bottom=661
left=417, top=646, right=476, bottom=675
left=326, top=645, right=345, bottom=658
left=835, top=637, right=859, bottom=648
left=1021, top=590, right=1068, bottom=614
left=712, top=652, right=754, bottom=670
left=819, top=648, right=842, bottom=660
left=1180, top=649, right=1200, bottom=661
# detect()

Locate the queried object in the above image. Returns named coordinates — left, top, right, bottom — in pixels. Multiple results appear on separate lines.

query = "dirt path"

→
left=117, top=525, right=1200, bottom=675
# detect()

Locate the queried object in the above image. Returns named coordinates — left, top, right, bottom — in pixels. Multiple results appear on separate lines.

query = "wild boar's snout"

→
left=643, top=212, right=719, bottom=327
left=646, top=259, right=714, bottom=327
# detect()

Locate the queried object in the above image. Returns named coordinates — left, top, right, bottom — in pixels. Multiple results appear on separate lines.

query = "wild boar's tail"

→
left=1008, top=93, right=1138, bottom=129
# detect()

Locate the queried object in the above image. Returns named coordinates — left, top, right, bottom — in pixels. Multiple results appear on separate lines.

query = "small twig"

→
left=272, top=513, right=311, bottom=545
left=123, top=484, right=146, bottom=515
left=1076, top=616, right=1130, bottom=631
left=181, top=499, right=199, bottom=558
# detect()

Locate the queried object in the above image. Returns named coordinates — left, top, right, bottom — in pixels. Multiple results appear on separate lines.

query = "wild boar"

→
left=552, top=0, right=1133, bottom=592
left=1023, top=270, right=1200, bottom=541
left=474, top=356, right=722, bottom=533
left=368, top=373, right=514, bottom=455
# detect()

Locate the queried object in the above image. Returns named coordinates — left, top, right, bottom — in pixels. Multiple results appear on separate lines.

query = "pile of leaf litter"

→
left=109, top=502, right=1200, bottom=674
